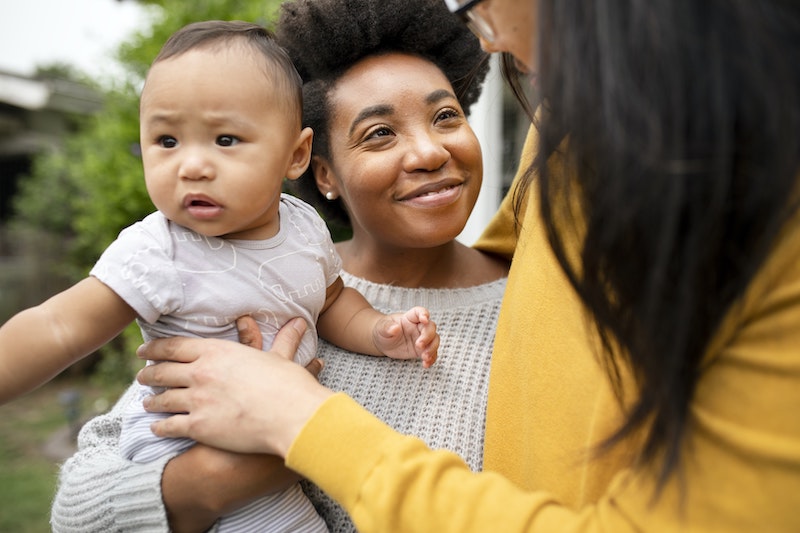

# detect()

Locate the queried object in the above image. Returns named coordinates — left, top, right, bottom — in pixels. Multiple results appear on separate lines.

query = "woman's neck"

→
left=335, top=239, right=508, bottom=289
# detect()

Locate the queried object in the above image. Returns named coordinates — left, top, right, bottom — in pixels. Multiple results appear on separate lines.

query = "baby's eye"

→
left=217, top=135, right=240, bottom=147
left=158, top=135, right=178, bottom=148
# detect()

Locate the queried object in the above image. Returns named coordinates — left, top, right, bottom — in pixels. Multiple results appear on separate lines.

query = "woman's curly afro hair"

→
left=276, top=0, right=489, bottom=230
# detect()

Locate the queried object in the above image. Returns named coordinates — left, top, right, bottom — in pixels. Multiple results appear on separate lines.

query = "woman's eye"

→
left=217, top=135, right=240, bottom=147
left=157, top=135, right=178, bottom=148
left=364, top=126, right=393, bottom=141
left=435, top=108, right=461, bottom=123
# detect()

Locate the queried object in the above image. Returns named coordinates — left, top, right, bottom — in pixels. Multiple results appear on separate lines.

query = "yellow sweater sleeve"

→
left=288, top=393, right=575, bottom=533
left=287, top=132, right=800, bottom=531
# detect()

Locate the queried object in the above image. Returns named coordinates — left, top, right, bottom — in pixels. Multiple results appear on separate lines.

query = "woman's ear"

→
left=311, top=155, right=339, bottom=199
left=285, top=127, right=314, bottom=181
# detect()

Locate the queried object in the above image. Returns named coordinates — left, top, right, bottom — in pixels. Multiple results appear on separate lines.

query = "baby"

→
left=0, top=20, right=438, bottom=532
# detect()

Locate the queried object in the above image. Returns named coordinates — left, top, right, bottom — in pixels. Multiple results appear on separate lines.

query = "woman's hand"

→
left=137, top=317, right=333, bottom=457
left=236, top=314, right=325, bottom=378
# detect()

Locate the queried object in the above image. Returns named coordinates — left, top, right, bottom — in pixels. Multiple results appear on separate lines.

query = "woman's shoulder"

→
left=471, top=247, right=511, bottom=281
left=450, top=242, right=510, bottom=286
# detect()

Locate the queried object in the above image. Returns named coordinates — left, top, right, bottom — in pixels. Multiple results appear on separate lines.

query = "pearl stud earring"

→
left=325, top=192, right=337, bottom=201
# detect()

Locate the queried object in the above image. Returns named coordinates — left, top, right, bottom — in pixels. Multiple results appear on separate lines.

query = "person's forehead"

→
left=333, top=54, right=451, bottom=96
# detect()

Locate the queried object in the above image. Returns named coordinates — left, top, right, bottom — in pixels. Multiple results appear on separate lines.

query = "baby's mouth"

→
left=184, top=195, right=223, bottom=218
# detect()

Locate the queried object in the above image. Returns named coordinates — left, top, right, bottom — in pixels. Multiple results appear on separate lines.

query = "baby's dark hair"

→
left=151, top=20, right=303, bottom=122
left=276, top=0, right=489, bottom=229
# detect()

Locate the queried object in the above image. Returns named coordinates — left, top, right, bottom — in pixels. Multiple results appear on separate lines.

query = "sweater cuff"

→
left=287, top=393, right=399, bottom=512
left=111, top=452, right=178, bottom=531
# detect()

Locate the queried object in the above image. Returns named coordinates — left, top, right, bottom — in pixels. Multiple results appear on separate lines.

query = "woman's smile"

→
left=397, top=181, right=464, bottom=208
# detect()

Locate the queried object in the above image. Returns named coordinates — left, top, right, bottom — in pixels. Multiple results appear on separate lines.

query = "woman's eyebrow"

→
left=426, top=88, right=456, bottom=105
left=349, top=104, right=394, bottom=136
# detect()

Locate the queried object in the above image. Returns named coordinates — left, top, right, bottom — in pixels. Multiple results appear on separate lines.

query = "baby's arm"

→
left=0, top=277, right=136, bottom=404
left=317, top=277, right=439, bottom=367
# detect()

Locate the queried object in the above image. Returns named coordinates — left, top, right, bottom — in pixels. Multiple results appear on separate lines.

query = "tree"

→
left=11, top=0, right=284, bottom=383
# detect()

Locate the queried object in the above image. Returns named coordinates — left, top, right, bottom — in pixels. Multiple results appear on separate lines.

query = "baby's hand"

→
left=373, top=307, right=439, bottom=368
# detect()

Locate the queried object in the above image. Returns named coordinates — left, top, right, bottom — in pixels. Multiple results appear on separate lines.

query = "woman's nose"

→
left=403, top=133, right=450, bottom=172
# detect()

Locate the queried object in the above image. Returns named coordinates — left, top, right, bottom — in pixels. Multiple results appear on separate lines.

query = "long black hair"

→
left=275, top=0, right=489, bottom=230
left=513, top=1, right=800, bottom=487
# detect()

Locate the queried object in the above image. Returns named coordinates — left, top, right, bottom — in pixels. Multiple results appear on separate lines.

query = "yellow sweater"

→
left=287, top=127, right=800, bottom=532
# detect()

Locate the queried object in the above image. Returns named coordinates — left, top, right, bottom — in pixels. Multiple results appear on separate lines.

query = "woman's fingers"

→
left=132, top=318, right=316, bottom=455
left=137, top=360, right=190, bottom=390
left=150, top=412, right=193, bottom=439
left=238, top=317, right=314, bottom=371
left=137, top=336, right=203, bottom=363
left=142, top=384, right=191, bottom=416
left=236, top=315, right=263, bottom=349
left=137, top=318, right=307, bottom=390
left=271, top=317, right=308, bottom=361
left=304, top=357, right=324, bottom=379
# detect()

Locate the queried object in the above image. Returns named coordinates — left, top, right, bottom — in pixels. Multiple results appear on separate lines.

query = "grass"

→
left=0, top=377, right=127, bottom=532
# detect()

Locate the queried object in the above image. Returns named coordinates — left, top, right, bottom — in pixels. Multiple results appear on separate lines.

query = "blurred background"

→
left=0, top=1, right=528, bottom=530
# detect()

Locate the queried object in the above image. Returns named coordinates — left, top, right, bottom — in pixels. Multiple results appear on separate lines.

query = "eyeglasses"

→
left=443, top=0, right=496, bottom=44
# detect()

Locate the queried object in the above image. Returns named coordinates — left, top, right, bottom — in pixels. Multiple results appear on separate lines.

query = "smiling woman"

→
left=309, top=53, right=484, bottom=258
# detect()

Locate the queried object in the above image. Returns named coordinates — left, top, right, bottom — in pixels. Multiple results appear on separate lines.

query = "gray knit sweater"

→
left=50, top=273, right=506, bottom=532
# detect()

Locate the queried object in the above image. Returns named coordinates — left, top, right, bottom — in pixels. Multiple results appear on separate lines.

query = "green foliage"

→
left=14, top=87, right=151, bottom=278
left=9, top=0, right=284, bottom=386
left=0, top=381, right=79, bottom=533
left=0, top=463, right=58, bottom=532
left=0, top=438, right=60, bottom=533
left=0, top=378, right=130, bottom=532
left=71, top=89, right=154, bottom=266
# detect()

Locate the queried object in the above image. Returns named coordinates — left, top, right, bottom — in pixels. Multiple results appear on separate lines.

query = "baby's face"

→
left=139, top=47, right=300, bottom=240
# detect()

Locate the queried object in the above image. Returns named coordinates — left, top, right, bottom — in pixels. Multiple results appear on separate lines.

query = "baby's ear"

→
left=286, top=127, right=314, bottom=180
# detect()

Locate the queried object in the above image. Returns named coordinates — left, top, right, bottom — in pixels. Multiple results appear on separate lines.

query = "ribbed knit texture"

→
left=302, top=272, right=506, bottom=532
left=51, top=384, right=177, bottom=532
